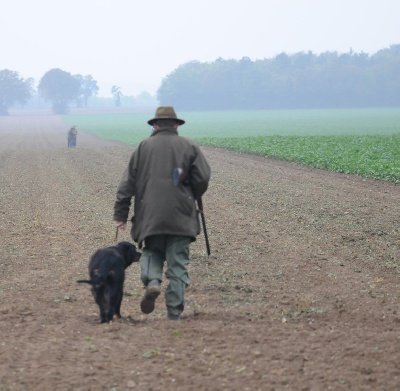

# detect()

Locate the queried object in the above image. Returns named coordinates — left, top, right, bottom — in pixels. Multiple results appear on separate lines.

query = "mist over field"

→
left=3, top=44, right=400, bottom=114
left=1, top=0, right=399, bottom=113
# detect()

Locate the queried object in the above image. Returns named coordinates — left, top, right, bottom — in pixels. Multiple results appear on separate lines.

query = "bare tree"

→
left=111, top=85, right=122, bottom=107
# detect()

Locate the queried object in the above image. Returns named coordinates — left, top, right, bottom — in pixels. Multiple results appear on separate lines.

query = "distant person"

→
left=67, top=125, right=78, bottom=148
left=113, top=106, right=211, bottom=321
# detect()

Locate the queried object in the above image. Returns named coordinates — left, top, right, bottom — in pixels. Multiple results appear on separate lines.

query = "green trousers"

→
left=140, top=234, right=192, bottom=317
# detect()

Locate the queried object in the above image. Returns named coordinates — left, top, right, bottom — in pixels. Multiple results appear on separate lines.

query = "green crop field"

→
left=65, top=108, right=400, bottom=183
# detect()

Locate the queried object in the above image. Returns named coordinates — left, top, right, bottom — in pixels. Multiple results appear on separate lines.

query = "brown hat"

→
left=147, top=106, right=185, bottom=126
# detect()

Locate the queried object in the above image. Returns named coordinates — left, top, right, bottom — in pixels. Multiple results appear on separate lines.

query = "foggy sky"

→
left=2, top=0, right=399, bottom=97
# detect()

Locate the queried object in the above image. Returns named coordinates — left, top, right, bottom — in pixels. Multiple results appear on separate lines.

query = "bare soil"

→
left=0, top=114, right=399, bottom=391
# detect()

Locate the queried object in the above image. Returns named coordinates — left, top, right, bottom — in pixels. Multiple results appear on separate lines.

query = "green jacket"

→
left=114, top=127, right=211, bottom=245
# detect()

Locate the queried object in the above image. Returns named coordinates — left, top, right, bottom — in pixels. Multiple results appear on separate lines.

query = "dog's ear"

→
left=117, top=241, right=131, bottom=252
left=133, top=251, right=141, bottom=263
left=117, top=241, right=136, bottom=250
left=117, top=241, right=140, bottom=266
left=127, top=245, right=141, bottom=264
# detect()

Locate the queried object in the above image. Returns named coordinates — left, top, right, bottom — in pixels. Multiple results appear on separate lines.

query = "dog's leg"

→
left=115, top=287, right=124, bottom=319
left=101, top=286, right=112, bottom=323
left=100, top=292, right=110, bottom=323
left=100, top=301, right=108, bottom=323
left=105, top=285, right=122, bottom=322
left=100, top=307, right=107, bottom=323
left=94, top=288, right=108, bottom=323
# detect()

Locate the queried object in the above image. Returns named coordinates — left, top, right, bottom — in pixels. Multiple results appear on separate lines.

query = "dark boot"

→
left=140, top=280, right=161, bottom=314
left=167, top=313, right=181, bottom=321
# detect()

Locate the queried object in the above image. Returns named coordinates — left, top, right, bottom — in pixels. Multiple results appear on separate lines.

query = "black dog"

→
left=77, top=241, right=141, bottom=323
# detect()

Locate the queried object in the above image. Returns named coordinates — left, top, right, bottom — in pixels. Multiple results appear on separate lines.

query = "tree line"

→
left=157, top=44, right=400, bottom=110
left=0, top=68, right=156, bottom=115
left=0, top=69, right=101, bottom=115
left=2, top=45, right=399, bottom=115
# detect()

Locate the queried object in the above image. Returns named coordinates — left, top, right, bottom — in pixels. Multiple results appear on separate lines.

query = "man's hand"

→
left=114, top=221, right=127, bottom=230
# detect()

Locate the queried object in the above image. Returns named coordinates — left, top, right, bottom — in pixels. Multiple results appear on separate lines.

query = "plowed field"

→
left=0, top=114, right=399, bottom=390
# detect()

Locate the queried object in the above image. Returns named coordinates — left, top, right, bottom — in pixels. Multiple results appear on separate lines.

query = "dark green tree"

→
left=74, top=74, right=99, bottom=107
left=157, top=44, right=400, bottom=110
left=0, top=70, right=33, bottom=115
left=38, top=68, right=80, bottom=114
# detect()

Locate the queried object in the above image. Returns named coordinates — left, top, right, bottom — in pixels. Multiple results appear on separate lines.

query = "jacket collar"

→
left=151, top=126, right=178, bottom=137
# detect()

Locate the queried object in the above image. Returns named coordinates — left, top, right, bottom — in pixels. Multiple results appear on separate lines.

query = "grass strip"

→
left=195, top=135, right=400, bottom=183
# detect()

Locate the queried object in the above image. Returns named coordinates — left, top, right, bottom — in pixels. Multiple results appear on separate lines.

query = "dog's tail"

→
left=77, top=275, right=106, bottom=286
left=76, top=279, right=94, bottom=285
left=77, top=266, right=111, bottom=287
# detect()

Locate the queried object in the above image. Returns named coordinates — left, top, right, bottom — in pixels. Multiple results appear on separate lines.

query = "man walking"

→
left=113, top=107, right=211, bottom=320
